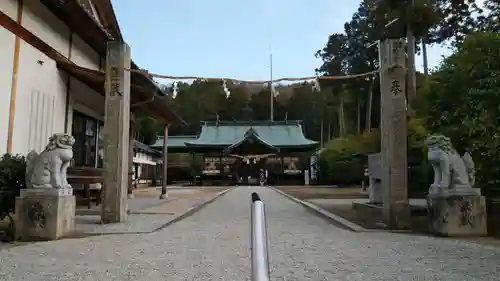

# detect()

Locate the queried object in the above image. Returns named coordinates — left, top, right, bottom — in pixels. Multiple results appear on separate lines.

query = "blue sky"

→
left=113, top=0, right=453, bottom=82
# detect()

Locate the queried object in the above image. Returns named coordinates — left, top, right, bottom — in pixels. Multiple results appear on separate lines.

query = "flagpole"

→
left=269, top=45, right=274, bottom=121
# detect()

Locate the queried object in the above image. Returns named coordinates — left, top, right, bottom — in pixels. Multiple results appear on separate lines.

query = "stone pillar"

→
left=128, top=117, right=135, bottom=199
left=378, top=39, right=410, bottom=229
left=160, top=124, right=169, bottom=199
left=101, top=40, right=131, bottom=223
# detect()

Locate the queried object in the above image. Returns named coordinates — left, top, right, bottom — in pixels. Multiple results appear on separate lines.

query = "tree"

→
left=315, top=3, right=380, bottom=136
left=285, top=83, right=326, bottom=142
left=249, top=88, right=273, bottom=120
left=478, top=0, right=500, bottom=32
left=134, top=113, right=160, bottom=145
left=314, top=0, right=488, bottom=139
left=426, top=32, right=500, bottom=196
left=224, top=83, right=251, bottom=120
left=378, top=0, right=481, bottom=46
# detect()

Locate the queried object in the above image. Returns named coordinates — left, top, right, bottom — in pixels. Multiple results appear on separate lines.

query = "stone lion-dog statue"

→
left=426, top=135, right=475, bottom=195
left=26, top=133, right=75, bottom=189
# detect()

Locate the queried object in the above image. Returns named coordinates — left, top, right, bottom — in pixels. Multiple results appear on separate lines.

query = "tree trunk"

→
left=406, top=0, right=417, bottom=117
left=339, top=97, right=345, bottom=137
left=320, top=118, right=324, bottom=148
left=357, top=94, right=361, bottom=135
left=422, top=39, right=429, bottom=76
left=328, top=116, right=332, bottom=141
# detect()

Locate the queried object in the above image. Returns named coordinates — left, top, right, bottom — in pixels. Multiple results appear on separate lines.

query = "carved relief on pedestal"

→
left=26, top=201, right=46, bottom=229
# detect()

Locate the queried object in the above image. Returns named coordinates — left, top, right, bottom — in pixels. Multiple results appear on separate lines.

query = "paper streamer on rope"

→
left=222, top=80, right=231, bottom=98
left=147, top=69, right=379, bottom=101
left=125, top=67, right=379, bottom=84
left=271, top=83, right=279, bottom=97
left=312, top=77, right=321, bottom=92
left=171, top=81, right=179, bottom=98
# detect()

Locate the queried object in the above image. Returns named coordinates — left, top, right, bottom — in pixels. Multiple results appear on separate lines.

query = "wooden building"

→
left=151, top=135, right=198, bottom=184
left=132, top=140, right=161, bottom=186
left=152, top=121, right=318, bottom=185
left=0, top=0, right=182, bottom=156
left=1, top=0, right=184, bottom=218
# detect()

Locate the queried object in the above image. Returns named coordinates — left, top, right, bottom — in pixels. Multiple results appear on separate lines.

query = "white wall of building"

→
left=0, top=0, right=19, bottom=155
left=71, top=33, right=101, bottom=71
left=133, top=152, right=156, bottom=166
left=133, top=152, right=156, bottom=183
left=0, top=0, right=104, bottom=155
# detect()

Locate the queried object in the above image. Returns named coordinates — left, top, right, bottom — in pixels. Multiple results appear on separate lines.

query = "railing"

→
left=251, top=192, right=270, bottom=281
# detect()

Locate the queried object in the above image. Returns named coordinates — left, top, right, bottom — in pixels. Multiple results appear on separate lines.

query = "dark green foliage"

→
left=318, top=153, right=365, bottom=185
left=317, top=119, right=430, bottom=195
left=135, top=113, right=162, bottom=145
left=0, top=153, right=26, bottom=220
left=426, top=32, right=500, bottom=197
left=478, top=0, right=500, bottom=32
left=317, top=131, right=380, bottom=185
left=0, top=153, right=26, bottom=241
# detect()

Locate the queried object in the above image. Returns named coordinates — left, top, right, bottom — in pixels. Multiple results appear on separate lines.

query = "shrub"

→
left=0, top=153, right=26, bottom=241
left=317, top=119, right=432, bottom=196
left=407, top=118, right=432, bottom=197
left=317, top=130, right=380, bottom=185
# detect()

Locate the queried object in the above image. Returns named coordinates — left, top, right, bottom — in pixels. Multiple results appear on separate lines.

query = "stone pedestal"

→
left=15, top=188, right=75, bottom=241
left=304, top=170, right=310, bottom=186
left=368, top=177, right=383, bottom=204
left=427, top=188, right=487, bottom=237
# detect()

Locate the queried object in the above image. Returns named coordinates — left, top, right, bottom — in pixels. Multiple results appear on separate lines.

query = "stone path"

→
left=1, top=186, right=500, bottom=280
left=74, top=188, right=229, bottom=235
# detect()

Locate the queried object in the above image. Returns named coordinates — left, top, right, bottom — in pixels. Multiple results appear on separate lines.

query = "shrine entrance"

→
left=224, top=127, right=278, bottom=185
left=231, top=154, right=275, bottom=185
left=237, top=157, right=260, bottom=185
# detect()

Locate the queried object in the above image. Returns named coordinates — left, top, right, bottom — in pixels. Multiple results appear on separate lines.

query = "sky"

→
left=112, top=0, right=460, bottom=82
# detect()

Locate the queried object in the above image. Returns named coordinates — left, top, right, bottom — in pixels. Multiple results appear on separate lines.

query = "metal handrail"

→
left=251, top=192, right=270, bottom=281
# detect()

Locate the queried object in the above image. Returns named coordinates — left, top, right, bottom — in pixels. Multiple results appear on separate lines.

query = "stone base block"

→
left=427, top=192, right=487, bottom=237
left=15, top=189, right=75, bottom=241
left=368, top=179, right=382, bottom=204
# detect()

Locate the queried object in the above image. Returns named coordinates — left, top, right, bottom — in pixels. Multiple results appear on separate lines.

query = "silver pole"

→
left=251, top=192, right=270, bottom=281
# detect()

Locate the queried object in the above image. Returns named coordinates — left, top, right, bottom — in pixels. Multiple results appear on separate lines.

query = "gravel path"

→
left=1, top=186, right=500, bottom=281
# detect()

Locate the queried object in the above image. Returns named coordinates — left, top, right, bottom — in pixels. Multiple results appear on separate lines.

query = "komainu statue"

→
left=426, top=135, right=475, bottom=195
left=26, top=133, right=75, bottom=189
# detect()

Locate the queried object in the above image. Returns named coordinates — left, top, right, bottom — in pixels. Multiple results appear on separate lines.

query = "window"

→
left=72, top=112, right=103, bottom=168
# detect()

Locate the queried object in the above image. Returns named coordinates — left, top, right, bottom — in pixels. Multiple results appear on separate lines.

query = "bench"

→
left=67, top=167, right=103, bottom=209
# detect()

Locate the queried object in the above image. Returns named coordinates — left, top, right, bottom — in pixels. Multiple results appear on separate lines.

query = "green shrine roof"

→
left=224, top=127, right=280, bottom=153
left=185, top=120, right=317, bottom=148
left=150, top=135, right=198, bottom=149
